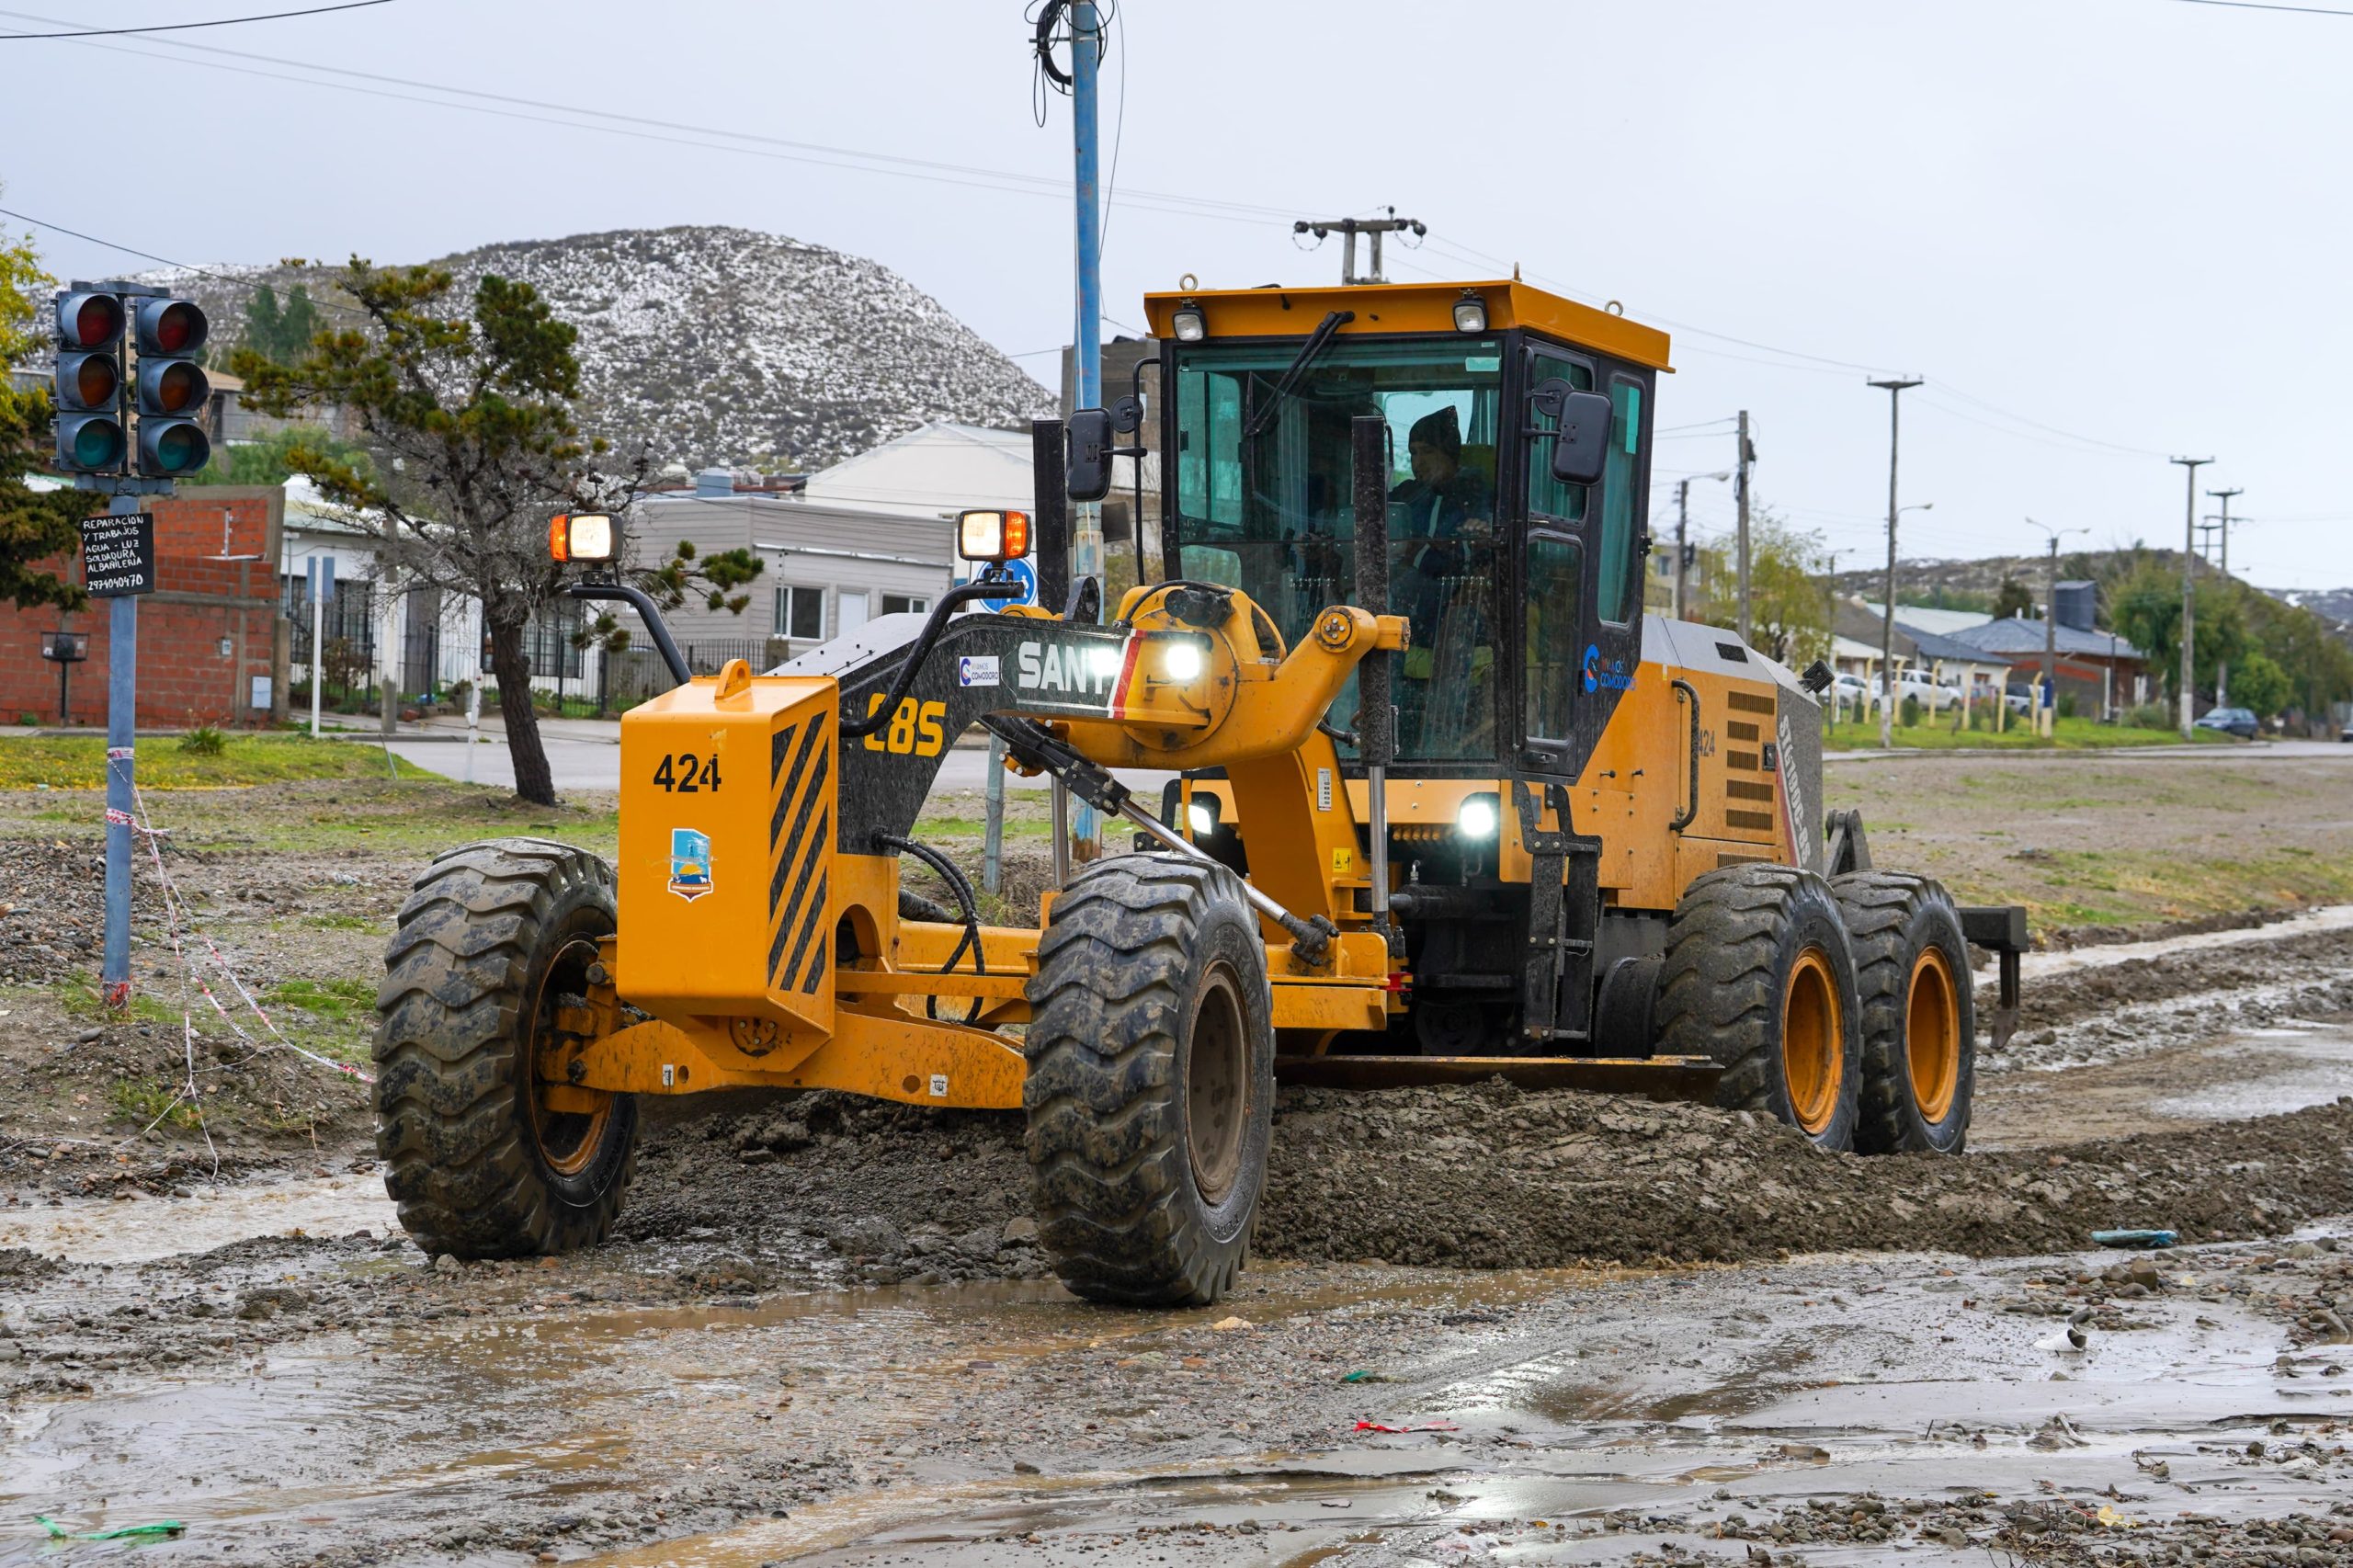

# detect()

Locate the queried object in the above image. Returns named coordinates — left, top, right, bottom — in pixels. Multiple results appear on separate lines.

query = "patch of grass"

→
left=56, top=974, right=178, bottom=1026
left=1824, top=715, right=2232, bottom=752
left=265, top=977, right=377, bottom=1024
left=301, top=912, right=378, bottom=931
left=109, top=1077, right=200, bottom=1131
left=0, top=735, right=433, bottom=790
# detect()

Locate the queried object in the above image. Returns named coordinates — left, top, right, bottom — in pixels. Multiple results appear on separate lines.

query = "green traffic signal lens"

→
left=153, top=423, right=205, bottom=472
left=72, top=419, right=124, bottom=468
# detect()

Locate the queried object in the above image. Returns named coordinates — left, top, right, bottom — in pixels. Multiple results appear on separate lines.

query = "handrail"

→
left=1670, top=677, right=1700, bottom=832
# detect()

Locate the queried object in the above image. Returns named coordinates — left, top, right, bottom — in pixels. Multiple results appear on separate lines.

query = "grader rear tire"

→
left=1834, top=871, right=1974, bottom=1155
left=374, top=837, right=638, bottom=1258
left=1657, top=863, right=1863, bottom=1151
left=1022, top=854, right=1274, bottom=1307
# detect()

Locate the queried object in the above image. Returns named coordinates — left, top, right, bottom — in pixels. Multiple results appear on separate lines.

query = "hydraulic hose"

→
left=874, top=831, right=986, bottom=1023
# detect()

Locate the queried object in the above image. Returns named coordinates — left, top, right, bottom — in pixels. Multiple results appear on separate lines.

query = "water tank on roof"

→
left=694, top=467, right=733, bottom=499
left=2053, top=580, right=2097, bottom=633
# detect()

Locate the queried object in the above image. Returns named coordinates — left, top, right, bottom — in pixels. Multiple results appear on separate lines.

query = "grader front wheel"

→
left=1657, top=864, right=1864, bottom=1151
left=1022, top=855, right=1276, bottom=1306
left=374, top=838, right=639, bottom=1258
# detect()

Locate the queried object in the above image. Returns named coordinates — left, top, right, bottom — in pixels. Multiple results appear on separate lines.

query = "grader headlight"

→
left=1456, top=792, right=1500, bottom=842
left=550, top=513, right=615, bottom=563
left=957, top=508, right=1031, bottom=562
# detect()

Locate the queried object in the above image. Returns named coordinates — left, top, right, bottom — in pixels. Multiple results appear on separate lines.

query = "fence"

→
left=603, top=637, right=798, bottom=709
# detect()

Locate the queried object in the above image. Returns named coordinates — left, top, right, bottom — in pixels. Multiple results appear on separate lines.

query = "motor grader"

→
left=372, top=277, right=2027, bottom=1306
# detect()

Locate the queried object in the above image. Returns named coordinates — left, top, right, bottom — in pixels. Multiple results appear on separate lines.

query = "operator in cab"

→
left=1389, top=405, right=1495, bottom=756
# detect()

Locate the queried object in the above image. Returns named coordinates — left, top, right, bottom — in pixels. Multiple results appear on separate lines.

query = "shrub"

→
left=179, top=725, right=227, bottom=756
left=1901, top=695, right=1921, bottom=728
left=2124, top=701, right=2172, bottom=731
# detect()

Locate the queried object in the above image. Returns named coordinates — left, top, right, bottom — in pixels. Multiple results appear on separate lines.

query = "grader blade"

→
left=1273, top=1053, right=1722, bottom=1102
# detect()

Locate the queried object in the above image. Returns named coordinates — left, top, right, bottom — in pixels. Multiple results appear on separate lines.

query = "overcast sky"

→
left=8, top=0, right=2350, bottom=590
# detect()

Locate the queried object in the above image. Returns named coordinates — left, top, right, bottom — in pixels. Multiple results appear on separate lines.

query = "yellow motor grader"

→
left=372, top=278, right=2025, bottom=1305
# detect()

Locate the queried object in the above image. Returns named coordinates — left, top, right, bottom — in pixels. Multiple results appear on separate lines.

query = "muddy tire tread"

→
left=1022, top=855, right=1270, bottom=1306
left=1656, top=863, right=1862, bottom=1148
left=1834, top=870, right=1974, bottom=1155
left=372, top=837, right=635, bottom=1258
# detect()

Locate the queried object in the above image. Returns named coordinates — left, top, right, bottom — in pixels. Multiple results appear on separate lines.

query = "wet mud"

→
left=5, top=877, right=2353, bottom=1560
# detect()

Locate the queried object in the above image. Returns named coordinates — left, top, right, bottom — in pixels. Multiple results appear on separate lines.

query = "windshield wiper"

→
left=1241, top=309, right=1354, bottom=441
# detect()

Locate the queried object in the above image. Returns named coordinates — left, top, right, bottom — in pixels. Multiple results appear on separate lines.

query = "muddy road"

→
left=5, top=896, right=2353, bottom=1563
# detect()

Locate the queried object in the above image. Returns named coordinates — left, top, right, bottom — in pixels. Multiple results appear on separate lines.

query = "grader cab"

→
left=373, top=278, right=2027, bottom=1306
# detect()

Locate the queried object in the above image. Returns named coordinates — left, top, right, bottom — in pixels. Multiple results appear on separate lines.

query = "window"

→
left=1597, top=379, right=1643, bottom=622
left=776, top=585, right=824, bottom=641
left=1170, top=335, right=1504, bottom=762
left=1524, top=533, right=1584, bottom=742
left=836, top=591, right=870, bottom=635
left=881, top=594, right=929, bottom=617
left=1523, top=353, right=1594, bottom=524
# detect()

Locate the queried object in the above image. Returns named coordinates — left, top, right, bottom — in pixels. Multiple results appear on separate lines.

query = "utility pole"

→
left=2170, top=456, right=2211, bottom=738
left=1733, top=412, right=1755, bottom=642
left=2206, top=486, right=2241, bottom=705
left=1675, top=479, right=1690, bottom=621
left=1868, top=379, right=1923, bottom=750
left=2024, top=518, right=2086, bottom=737
left=1293, top=209, right=1426, bottom=286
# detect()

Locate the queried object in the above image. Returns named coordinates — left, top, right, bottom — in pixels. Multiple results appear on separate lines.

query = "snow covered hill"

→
left=146, top=224, right=1053, bottom=472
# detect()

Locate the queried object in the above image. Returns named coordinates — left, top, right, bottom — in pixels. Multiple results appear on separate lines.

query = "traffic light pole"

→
left=101, top=492, right=139, bottom=1007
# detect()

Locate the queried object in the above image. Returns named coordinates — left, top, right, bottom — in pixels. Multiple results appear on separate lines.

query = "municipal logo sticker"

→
left=667, top=827, right=713, bottom=903
left=958, top=654, right=1000, bottom=687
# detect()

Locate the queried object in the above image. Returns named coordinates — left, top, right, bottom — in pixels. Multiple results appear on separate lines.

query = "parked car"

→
left=1898, top=674, right=1961, bottom=712
left=2194, top=706, right=2259, bottom=739
left=2002, top=680, right=2039, bottom=715
left=1832, top=672, right=1871, bottom=706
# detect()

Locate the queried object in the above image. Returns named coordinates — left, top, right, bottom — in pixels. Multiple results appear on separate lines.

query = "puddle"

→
left=0, top=1171, right=396, bottom=1262
left=2151, top=1022, right=2353, bottom=1121
left=1982, top=902, right=2353, bottom=985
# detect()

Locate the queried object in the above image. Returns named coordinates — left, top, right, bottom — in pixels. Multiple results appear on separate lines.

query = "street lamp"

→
left=1674, top=471, right=1731, bottom=620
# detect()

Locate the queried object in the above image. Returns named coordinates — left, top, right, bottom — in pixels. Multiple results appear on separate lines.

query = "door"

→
left=1515, top=344, right=1648, bottom=778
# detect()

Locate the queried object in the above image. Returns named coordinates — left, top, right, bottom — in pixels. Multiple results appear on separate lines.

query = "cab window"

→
left=1524, top=531, right=1584, bottom=742
left=1170, top=335, right=1504, bottom=762
left=1597, top=378, right=1643, bottom=623
left=1523, top=353, right=1593, bottom=523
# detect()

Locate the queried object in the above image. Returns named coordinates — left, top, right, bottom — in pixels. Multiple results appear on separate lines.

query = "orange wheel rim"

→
left=1906, top=945, right=1961, bottom=1123
left=1781, top=947, right=1843, bottom=1136
left=529, top=936, right=614, bottom=1178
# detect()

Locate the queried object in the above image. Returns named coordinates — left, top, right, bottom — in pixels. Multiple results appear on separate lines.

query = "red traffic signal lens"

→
left=153, top=360, right=203, bottom=413
left=72, top=355, right=119, bottom=408
left=65, top=293, right=122, bottom=348
left=145, top=300, right=207, bottom=355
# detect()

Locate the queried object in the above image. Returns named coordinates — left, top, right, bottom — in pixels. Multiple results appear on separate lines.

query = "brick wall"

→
left=0, top=485, right=287, bottom=728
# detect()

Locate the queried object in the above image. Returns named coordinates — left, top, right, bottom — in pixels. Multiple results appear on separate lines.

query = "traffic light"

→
left=132, top=297, right=210, bottom=476
left=51, top=290, right=126, bottom=473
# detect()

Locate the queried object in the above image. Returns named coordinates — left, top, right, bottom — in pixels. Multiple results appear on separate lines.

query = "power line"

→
left=0, top=0, right=390, bottom=40
left=0, top=6, right=1290, bottom=228
left=2162, top=0, right=2353, bottom=14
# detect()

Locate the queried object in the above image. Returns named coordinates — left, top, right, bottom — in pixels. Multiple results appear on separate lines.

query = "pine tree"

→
left=0, top=203, right=91, bottom=613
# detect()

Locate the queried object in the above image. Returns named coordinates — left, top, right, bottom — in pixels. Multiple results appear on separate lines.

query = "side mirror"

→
left=1066, top=407, right=1114, bottom=502
left=1530, top=378, right=1614, bottom=487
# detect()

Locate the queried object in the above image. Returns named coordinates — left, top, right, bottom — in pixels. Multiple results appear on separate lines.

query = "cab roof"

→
left=1142, top=278, right=1673, bottom=373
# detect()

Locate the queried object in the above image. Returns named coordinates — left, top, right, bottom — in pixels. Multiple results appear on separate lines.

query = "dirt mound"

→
left=2018, top=926, right=2353, bottom=1034
left=622, top=1080, right=2353, bottom=1278
left=1256, top=1080, right=2353, bottom=1267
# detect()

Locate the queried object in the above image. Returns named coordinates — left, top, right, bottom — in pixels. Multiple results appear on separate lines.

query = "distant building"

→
left=1947, top=614, right=2147, bottom=715
left=0, top=481, right=285, bottom=727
